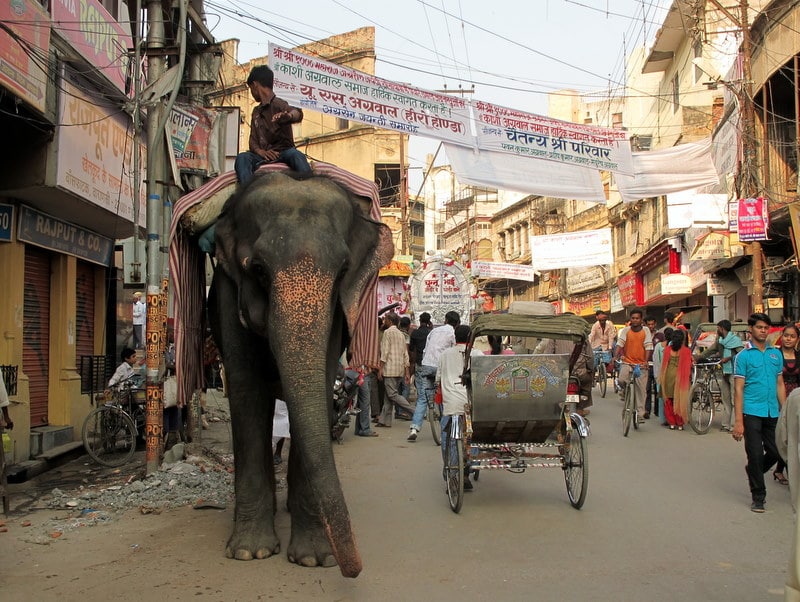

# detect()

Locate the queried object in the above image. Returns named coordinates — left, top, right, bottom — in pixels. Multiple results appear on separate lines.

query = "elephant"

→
left=208, top=170, right=393, bottom=578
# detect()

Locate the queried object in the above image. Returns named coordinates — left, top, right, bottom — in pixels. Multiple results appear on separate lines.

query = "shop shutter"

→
left=75, top=261, right=96, bottom=361
left=23, top=246, right=51, bottom=426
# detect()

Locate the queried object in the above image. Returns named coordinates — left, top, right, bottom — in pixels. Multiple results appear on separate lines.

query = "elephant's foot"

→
left=287, top=521, right=337, bottom=568
left=226, top=521, right=280, bottom=561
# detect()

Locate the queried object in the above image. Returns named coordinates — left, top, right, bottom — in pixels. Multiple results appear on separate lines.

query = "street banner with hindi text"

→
left=473, top=101, right=633, bottom=175
left=269, top=44, right=472, bottom=147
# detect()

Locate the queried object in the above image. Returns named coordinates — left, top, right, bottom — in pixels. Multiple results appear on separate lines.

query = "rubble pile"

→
left=16, top=443, right=237, bottom=544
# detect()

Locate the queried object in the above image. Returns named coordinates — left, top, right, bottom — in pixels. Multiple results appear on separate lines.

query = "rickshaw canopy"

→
left=469, top=313, right=591, bottom=344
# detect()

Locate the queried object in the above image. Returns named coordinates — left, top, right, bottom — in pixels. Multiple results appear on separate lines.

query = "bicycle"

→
left=442, top=413, right=466, bottom=513
left=688, top=360, right=724, bottom=435
left=82, top=380, right=146, bottom=467
left=617, top=360, right=644, bottom=437
left=593, top=348, right=611, bottom=398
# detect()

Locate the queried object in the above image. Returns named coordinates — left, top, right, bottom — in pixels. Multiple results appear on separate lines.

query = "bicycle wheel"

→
left=622, top=385, right=634, bottom=437
left=563, top=423, right=588, bottom=509
left=428, top=401, right=442, bottom=446
left=632, top=381, right=640, bottom=430
left=598, top=363, right=607, bottom=398
left=82, top=406, right=137, bottom=467
left=444, top=424, right=464, bottom=513
left=688, top=383, right=713, bottom=434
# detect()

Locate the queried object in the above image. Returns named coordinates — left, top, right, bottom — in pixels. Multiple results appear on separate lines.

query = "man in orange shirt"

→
left=615, top=308, right=654, bottom=423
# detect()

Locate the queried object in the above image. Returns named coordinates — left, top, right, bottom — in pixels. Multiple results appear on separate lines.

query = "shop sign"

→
left=51, top=0, right=132, bottom=94
left=17, top=205, right=113, bottom=266
left=566, top=289, right=610, bottom=316
left=728, top=200, right=738, bottom=232
left=617, top=272, right=638, bottom=307
left=0, top=204, right=13, bottom=242
left=609, top=286, right=623, bottom=313
left=566, top=265, right=606, bottom=295
left=643, top=262, right=669, bottom=303
left=660, top=273, right=692, bottom=295
left=56, top=69, right=146, bottom=227
left=0, top=0, right=49, bottom=113
left=737, top=197, right=769, bottom=241
left=707, top=276, right=739, bottom=296
left=690, top=232, right=731, bottom=260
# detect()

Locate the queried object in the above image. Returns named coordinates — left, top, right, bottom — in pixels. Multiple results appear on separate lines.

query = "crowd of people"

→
left=590, top=307, right=798, bottom=513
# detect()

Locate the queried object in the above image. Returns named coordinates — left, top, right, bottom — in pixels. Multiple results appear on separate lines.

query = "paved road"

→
left=2, top=385, right=793, bottom=601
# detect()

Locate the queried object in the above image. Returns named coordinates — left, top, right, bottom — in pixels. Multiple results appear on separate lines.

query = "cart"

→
left=443, top=313, right=591, bottom=513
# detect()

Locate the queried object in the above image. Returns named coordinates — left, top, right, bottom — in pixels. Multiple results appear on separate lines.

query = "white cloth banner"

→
left=444, top=143, right=606, bottom=202
left=473, top=100, right=634, bottom=175
left=616, top=139, right=720, bottom=203
left=269, top=44, right=473, bottom=146
left=472, top=261, right=536, bottom=282
left=530, top=228, right=614, bottom=271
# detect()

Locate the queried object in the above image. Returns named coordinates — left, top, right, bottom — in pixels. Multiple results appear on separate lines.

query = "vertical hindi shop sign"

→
left=269, top=43, right=473, bottom=147
left=530, top=228, right=614, bottom=271
left=737, top=197, right=769, bottom=241
left=0, top=0, right=49, bottom=113
left=51, top=0, right=132, bottom=94
left=473, top=101, right=634, bottom=175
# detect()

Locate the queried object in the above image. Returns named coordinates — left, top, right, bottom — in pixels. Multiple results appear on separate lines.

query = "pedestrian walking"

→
left=376, top=313, right=414, bottom=428
left=773, top=323, right=799, bottom=484
left=731, top=312, right=786, bottom=513
left=659, top=329, right=692, bottom=430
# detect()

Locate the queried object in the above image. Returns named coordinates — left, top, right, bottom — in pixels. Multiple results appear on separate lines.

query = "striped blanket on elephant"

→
left=168, top=162, right=383, bottom=407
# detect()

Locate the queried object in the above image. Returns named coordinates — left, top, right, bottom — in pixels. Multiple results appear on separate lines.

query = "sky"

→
left=203, top=0, right=672, bottom=178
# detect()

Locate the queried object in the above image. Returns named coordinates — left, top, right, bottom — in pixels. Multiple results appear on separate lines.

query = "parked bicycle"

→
left=82, top=379, right=145, bottom=467
left=617, top=360, right=645, bottom=437
left=688, top=359, right=724, bottom=434
left=592, top=348, right=611, bottom=398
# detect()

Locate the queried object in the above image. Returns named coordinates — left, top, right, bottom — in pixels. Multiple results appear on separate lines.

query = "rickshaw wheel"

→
left=564, top=424, right=588, bottom=509
left=445, top=431, right=464, bottom=513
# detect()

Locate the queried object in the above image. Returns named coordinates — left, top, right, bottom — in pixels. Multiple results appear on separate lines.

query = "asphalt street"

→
left=2, top=384, right=794, bottom=601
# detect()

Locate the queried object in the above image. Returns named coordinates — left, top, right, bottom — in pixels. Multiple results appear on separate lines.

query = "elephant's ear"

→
left=339, top=211, right=394, bottom=336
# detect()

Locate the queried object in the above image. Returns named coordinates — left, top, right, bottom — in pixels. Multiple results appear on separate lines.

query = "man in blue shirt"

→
left=697, top=319, right=745, bottom=431
left=732, top=312, right=786, bottom=513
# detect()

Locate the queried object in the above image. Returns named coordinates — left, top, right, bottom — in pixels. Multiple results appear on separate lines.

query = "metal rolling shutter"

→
left=23, top=246, right=51, bottom=426
left=75, top=261, right=96, bottom=360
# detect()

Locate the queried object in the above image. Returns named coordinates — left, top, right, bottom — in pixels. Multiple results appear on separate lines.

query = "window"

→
left=336, top=118, right=349, bottom=131
left=374, top=164, right=401, bottom=207
left=672, top=73, right=680, bottom=113
left=612, top=112, right=623, bottom=129
left=693, top=40, right=704, bottom=84
left=615, top=222, right=627, bottom=257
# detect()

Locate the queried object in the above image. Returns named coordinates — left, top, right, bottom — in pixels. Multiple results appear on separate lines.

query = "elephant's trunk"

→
left=272, top=258, right=362, bottom=578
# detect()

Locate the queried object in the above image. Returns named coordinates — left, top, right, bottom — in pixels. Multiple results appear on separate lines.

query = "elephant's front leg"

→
left=286, top=445, right=338, bottom=568
left=226, top=388, right=280, bottom=560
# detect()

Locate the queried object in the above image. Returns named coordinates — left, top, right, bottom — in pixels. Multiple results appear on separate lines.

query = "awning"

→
left=379, top=260, right=412, bottom=277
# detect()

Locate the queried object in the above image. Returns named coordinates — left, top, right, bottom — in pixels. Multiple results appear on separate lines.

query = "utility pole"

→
left=738, top=0, right=764, bottom=314
left=144, top=0, right=167, bottom=474
left=399, top=133, right=408, bottom=255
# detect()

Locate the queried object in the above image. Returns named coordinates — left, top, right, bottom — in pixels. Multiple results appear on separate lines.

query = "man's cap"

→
left=133, top=292, right=142, bottom=297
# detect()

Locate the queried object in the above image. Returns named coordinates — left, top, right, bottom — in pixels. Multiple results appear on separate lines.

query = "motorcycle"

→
left=331, top=365, right=361, bottom=443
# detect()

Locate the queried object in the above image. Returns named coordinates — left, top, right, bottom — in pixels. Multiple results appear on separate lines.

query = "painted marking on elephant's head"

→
left=273, top=255, right=334, bottom=354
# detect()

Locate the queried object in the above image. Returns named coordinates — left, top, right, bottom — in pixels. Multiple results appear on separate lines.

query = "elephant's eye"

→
left=249, top=260, right=268, bottom=278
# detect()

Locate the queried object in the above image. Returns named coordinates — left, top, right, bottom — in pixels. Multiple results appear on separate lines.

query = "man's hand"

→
left=258, top=149, right=279, bottom=161
left=272, top=110, right=293, bottom=124
left=731, top=423, right=744, bottom=441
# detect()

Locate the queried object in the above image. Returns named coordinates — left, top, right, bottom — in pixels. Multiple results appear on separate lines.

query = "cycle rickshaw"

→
left=443, top=313, right=591, bottom=513
left=81, top=378, right=146, bottom=467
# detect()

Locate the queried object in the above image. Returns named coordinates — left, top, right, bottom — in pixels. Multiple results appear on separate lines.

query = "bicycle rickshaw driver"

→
left=107, top=347, right=144, bottom=395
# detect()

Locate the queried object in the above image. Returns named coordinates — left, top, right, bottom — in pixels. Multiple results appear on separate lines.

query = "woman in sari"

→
left=659, top=329, right=693, bottom=430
